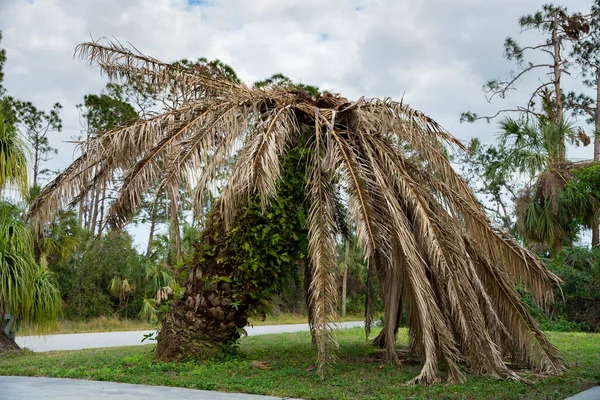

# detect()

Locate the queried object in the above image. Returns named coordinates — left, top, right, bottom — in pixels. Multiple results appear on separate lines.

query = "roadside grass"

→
left=18, top=317, right=153, bottom=335
left=2, top=328, right=599, bottom=399
left=17, top=313, right=363, bottom=335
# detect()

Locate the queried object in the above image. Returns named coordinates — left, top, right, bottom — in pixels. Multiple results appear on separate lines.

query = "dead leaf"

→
left=249, top=361, right=271, bottom=370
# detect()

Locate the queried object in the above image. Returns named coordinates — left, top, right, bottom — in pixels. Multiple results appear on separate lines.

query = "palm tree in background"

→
left=497, top=117, right=597, bottom=252
left=29, top=40, right=564, bottom=384
left=0, top=106, right=63, bottom=351
left=0, top=106, right=28, bottom=197
left=0, top=203, right=61, bottom=350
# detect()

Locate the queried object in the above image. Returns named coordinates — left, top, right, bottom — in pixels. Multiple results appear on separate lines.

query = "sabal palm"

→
left=498, top=118, right=590, bottom=250
left=29, top=40, right=563, bottom=384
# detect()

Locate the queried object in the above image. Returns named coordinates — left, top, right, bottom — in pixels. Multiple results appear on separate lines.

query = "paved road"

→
left=0, top=376, right=301, bottom=400
left=15, top=321, right=364, bottom=352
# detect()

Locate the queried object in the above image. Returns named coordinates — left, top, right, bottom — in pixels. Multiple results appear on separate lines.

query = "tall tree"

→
left=462, top=5, right=589, bottom=154
left=457, top=138, right=520, bottom=231
left=12, top=101, right=62, bottom=188
left=462, top=5, right=597, bottom=250
left=0, top=32, right=6, bottom=98
left=77, top=83, right=138, bottom=235
left=567, top=0, right=600, bottom=246
left=30, top=40, right=564, bottom=384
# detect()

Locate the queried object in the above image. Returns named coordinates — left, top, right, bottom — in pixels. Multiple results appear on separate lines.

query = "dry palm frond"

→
left=29, top=40, right=565, bottom=384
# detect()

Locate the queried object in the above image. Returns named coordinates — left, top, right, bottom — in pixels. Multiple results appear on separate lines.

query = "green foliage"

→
left=195, top=143, right=309, bottom=316
left=26, top=266, right=62, bottom=334
left=547, top=247, right=600, bottom=301
left=562, top=163, right=600, bottom=229
left=10, top=100, right=62, bottom=185
left=50, top=228, right=177, bottom=322
left=0, top=202, right=61, bottom=333
left=0, top=105, right=28, bottom=197
left=525, top=246, right=600, bottom=332
left=79, top=83, right=138, bottom=132
left=51, top=231, right=143, bottom=320
left=228, top=146, right=308, bottom=310
left=0, top=202, right=37, bottom=318
left=458, top=138, right=517, bottom=230
left=253, top=73, right=320, bottom=98
left=173, top=58, right=240, bottom=84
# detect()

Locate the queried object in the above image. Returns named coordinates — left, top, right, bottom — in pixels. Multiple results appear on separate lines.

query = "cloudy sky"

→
left=0, top=0, right=596, bottom=246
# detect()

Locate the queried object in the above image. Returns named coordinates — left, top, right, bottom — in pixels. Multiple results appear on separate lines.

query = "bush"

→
left=535, top=246, right=600, bottom=332
left=51, top=231, right=145, bottom=320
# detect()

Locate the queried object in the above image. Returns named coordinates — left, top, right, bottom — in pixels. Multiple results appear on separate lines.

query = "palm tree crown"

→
left=29, top=40, right=563, bottom=384
left=0, top=106, right=28, bottom=197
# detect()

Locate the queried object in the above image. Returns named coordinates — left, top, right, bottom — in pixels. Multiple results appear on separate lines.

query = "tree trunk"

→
left=341, top=241, right=348, bottom=318
left=552, top=13, right=565, bottom=162
left=156, top=211, right=249, bottom=361
left=90, top=179, right=101, bottom=236
left=146, top=203, right=157, bottom=258
left=78, top=198, right=84, bottom=229
left=33, top=144, right=39, bottom=189
left=593, top=68, right=600, bottom=248
left=97, top=181, right=106, bottom=237
left=169, top=184, right=182, bottom=263
left=0, top=331, right=20, bottom=353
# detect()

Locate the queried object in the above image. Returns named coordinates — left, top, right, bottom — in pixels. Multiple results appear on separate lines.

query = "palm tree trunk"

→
left=593, top=67, right=600, bottom=248
left=156, top=210, right=249, bottom=361
left=90, top=180, right=101, bottom=236
left=341, top=241, right=348, bottom=318
left=0, top=313, right=19, bottom=353
left=169, top=184, right=182, bottom=263
left=32, top=144, right=39, bottom=189
left=552, top=13, right=565, bottom=162
left=97, top=181, right=106, bottom=237
left=146, top=203, right=157, bottom=258
left=0, top=331, right=19, bottom=352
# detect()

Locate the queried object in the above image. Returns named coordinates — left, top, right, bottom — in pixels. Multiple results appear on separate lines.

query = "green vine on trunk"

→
left=193, top=142, right=309, bottom=318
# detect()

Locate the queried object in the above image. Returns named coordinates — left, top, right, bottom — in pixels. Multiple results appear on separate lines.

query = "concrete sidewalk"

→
left=15, top=321, right=364, bottom=352
left=565, top=386, right=600, bottom=400
left=0, top=376, right=301, bottom=400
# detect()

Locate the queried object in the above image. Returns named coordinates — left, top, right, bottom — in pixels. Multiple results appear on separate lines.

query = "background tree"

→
left=462, top=4, right=589, bottom=155
left=10, top=101, right=62, bottom=188
left=499, top=118, right=589, bottom=252
left=0, top=31, right=7, bottom=100
left=76, top=83, right=139, bottom=236
left=461, top=4, right=598, bottom=252
left=457, top=138, right=520, bottom=231
left=566, top=0, right=600, bottom=246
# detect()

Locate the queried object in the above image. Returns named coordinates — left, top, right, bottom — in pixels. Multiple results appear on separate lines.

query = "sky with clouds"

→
left=0, top=0, right=596, bottom=246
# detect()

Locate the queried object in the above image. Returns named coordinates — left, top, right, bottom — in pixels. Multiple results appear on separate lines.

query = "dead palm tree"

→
left=28, top=40, right=564, bottom=384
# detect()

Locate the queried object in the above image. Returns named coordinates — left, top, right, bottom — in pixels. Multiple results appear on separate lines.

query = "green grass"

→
left=1, top=328, right=599, bottom=399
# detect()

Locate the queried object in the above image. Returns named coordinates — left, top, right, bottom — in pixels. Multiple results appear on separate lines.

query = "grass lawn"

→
left=1, top=328, right=599, bottom=399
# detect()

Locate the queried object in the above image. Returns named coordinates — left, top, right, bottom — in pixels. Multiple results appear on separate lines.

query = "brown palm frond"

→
left=75, top=39, right=243, bottom=98
left=306, top=110, right=340, bottom=377
left=29, top=40, right=565, bottom=384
